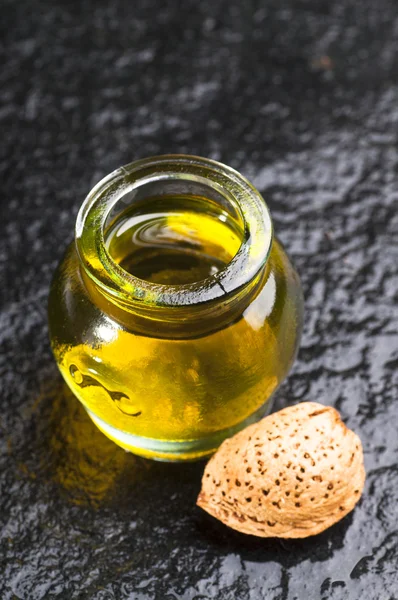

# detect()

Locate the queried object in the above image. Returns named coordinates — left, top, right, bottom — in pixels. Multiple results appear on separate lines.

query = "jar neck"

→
left=80, top=261, right=270, bottom=338
left=75, top=155, right=273, bottom=336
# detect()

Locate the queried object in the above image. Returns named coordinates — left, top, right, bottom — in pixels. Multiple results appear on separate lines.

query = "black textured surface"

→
left=1, top=0, right=398, bottom=598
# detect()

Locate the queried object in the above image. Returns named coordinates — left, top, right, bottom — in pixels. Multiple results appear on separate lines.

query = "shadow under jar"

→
left=48, top=155, right=303, bottom=461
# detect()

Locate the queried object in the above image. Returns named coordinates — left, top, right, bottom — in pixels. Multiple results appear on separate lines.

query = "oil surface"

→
left=105, top=197, right=242, bottom=284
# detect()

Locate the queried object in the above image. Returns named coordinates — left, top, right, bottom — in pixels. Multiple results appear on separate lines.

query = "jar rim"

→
left=75, top=155, right=273, bottom=308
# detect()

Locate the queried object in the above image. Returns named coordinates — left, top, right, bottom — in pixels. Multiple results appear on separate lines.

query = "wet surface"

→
left=1, top=0, right=398, bottom=597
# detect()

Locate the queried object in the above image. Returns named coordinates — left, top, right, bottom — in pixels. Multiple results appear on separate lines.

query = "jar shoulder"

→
left=243, top=238, right=303, bottom=338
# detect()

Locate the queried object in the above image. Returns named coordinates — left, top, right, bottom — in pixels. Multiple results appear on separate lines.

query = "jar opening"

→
left=103, top=177, right=245, bottom=286
left=76, top=155, right=273, bottom=309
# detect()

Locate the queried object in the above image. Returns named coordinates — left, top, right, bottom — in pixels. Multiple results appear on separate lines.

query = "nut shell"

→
left=197, top=402, right=365, bottom=538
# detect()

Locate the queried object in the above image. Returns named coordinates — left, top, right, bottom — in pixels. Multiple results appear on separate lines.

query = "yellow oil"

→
left=105, top=197, right=242, bottom=284
left=49, top=195, right=302, bottom=459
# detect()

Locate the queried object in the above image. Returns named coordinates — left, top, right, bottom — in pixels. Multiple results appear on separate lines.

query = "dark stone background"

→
left=1, top=0, right=397, bottom=597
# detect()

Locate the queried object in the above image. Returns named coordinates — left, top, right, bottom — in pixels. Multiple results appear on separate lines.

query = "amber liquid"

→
left=49, top=196, right=302, bottom=459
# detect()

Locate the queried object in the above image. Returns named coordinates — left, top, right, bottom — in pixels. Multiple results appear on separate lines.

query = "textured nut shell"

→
left=197, top=402, right=365, bottom=538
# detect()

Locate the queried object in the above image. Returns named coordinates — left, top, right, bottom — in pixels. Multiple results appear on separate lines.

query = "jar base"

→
left=86, top=401, right=274, bottom=462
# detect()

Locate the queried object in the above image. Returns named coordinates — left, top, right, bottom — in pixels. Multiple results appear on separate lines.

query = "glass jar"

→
left=48, top=155, right=303, bottom=461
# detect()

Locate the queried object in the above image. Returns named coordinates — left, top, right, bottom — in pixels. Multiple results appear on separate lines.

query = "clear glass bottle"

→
left=48, top=155, right=303, bottom=461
